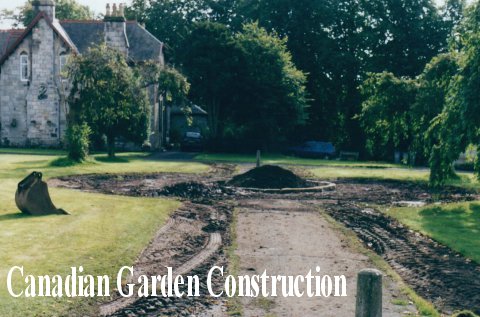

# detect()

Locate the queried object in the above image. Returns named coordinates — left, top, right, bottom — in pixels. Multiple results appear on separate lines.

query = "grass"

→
left=197, top=153, right=480, bottom=190
left=309, top=166, right=429, bottom=182
left=0, top=181, right=180, bottom=316
left=384, top=202, right=480, bottom=263
left=195, top=153, right=401, bottom=168
left=0, top=151, right=209, bottom=180
left=0, top=148, right=210, bottom=316
left=309, top=166, right=480, bottom=191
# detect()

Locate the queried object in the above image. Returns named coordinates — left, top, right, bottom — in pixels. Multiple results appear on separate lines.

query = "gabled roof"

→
left=0, top=29, right=24, bottom=56
left=59, top=20, right=163, bottom=62
left=59, top=21, right=104, bottom=53
left=0, top=12, right=78, bottom=66
left=0, top=13, right=163, bottom=66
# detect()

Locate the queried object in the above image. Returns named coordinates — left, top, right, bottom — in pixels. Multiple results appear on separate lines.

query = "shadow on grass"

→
left=94, top=156, right=130, bottom=163
left=0, top=212, right=54, bottom=222
left=49, top=157, right=81, bottom=167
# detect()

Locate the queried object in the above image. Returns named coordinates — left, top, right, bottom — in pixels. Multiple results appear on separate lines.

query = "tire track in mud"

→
left=100, top=218, right=178, bottom=315
left=323, top=201, right=480, bottom=314
left=101, top=231, right=222, bottom=316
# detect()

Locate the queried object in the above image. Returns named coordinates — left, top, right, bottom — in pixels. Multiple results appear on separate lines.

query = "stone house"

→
left=0, top=0, right=165, bottom=148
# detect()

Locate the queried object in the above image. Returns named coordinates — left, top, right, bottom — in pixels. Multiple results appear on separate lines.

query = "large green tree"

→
left=67, top=45, right=150, bottom=158
left=231, top=23, right=308, bottom=150
left=180, top=22, right=308, bottom=150
left=180, top=22, right=239, bottom=138
left=358, top=72, right=417, bottom=160
left=427, top=2, right=480, bottom=185
left=413, top=53, right=459, bottom=161
left=126, top=0, right=211, bottom=63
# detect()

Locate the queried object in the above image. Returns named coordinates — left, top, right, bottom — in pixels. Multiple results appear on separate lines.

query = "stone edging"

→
left=227, top=181, right=336, bottom=194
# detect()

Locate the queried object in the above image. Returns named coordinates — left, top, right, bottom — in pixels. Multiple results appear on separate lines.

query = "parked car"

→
left=180, top=131, right=204, bottom=152
left=285, top=141, right=336, bottom=159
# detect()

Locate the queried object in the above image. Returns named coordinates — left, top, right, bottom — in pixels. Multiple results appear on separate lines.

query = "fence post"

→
left=256, top=150, right=261, bottom=168
left=355, top=269, right=382, bottom=317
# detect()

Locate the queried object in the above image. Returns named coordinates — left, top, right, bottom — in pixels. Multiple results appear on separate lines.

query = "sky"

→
left=1, top=0, right=131, bottom=16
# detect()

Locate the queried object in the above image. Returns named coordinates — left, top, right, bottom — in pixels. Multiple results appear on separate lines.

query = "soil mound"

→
left=228, top=165, right=309, bottom=189
left=159, top=181, right=231, bottom=200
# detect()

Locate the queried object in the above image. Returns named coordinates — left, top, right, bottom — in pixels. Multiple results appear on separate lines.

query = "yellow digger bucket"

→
left=15, top=172, right=68, bottom=215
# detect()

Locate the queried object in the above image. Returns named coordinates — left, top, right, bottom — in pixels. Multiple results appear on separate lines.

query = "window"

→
left=20, top=53, right=29, bottom=81
left=59, top=54, right=69, bottom=74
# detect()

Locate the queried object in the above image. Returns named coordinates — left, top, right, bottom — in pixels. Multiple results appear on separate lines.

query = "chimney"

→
left=104, top=3, right=129, bottom=56
left=33, top=0, right=56, bottom=21
left=105, top=3, right=111, bottom=17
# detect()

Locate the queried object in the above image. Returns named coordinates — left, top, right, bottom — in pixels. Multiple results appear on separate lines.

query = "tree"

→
left=19, top=0, right=93, bottom=26
left=180, top=22, right=239, bottom=138
left=412, top=53, right=459, bottom=162
left=67, top=45, right=150, bottom=158
left=229, top=23, right=308, bottom=150
left=427, top=2, right=480, bottom=185
left=441, top=0, right=467, bottom=39
left=358, top=72, right=417, bottom=160
left=180, top=22, right=307, bottom=150
left=361, top=0, right=448, bottom=77
left=126, top=0, right=211, bottom=63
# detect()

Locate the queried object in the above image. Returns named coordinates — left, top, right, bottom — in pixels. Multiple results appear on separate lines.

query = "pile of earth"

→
left=227, top=165, right=310, bottom=189
left=159, top=181, right=232, bottom=200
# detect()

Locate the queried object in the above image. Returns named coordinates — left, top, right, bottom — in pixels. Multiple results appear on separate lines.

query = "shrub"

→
left=66, top=123, right=92, bottom=161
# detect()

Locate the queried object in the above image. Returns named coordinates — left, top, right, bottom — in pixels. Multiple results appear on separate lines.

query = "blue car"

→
left=286, top=141, right=336, bottom=159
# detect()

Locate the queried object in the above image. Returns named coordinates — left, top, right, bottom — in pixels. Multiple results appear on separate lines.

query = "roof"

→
left=0, top=29, right=24, bottom=57
left=59, top=20, right=163, bottom=62
left=171, top=104, right=208, bottom=116
left=0, top=12, right=77, bottom=65
left=0, top=14, right=163, bottom=65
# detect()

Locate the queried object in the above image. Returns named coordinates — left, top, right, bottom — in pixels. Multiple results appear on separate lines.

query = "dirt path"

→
left=235, top=198, right=416, bottom=317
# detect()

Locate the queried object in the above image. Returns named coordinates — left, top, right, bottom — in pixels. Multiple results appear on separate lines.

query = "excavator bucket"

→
left=15, top=172, right=68, bottom=215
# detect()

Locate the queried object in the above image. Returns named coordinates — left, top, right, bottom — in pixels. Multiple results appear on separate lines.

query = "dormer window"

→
left=20, top=52, right=29, bottom=81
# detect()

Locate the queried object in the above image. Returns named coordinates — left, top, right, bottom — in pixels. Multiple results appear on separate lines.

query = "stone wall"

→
left=0, top=36, right=31, bottom=146
left=0, top=18, right=68, bottom=147
left=25, top=19, right=62, bottom=147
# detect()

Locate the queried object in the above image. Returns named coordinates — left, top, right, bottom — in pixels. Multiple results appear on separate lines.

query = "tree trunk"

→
left=107, top=135, right=116, bottom=158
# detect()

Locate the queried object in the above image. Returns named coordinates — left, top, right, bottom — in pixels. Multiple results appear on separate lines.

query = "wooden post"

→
left=256, top=150, right=261, bottom=168
left=355, top=269, right=382, bottom=317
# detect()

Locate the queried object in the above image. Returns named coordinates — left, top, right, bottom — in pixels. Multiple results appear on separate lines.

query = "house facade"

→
left=0, top=0, right=165, bottom=148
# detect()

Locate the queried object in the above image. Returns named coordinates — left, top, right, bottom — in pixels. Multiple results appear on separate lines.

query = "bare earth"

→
left=53, top=165, right=480, bottom=316
left=235, top=198, right=416, bottom=317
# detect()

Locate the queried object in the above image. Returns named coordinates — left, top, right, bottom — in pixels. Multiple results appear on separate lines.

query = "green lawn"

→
left=384, top=202, right=480, bottom=263
left=0, top=149, right=208, bottom=316
left=197, top=152, right=480, bottom=189
left=195, top=152, right=401, bottom=168
left=0, top=151, right=209, bottom=180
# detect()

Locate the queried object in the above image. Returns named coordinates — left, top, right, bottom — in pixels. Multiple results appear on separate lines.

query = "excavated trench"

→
left=53, top=167, right=480, bottom=315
